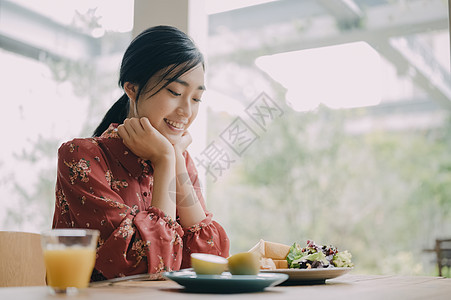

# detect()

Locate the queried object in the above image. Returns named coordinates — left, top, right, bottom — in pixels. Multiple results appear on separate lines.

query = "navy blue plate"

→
left=163, top=270, right=288, bottom=293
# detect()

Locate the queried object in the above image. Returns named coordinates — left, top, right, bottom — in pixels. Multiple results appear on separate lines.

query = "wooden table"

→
left=0, top=274, right=450, bottom=299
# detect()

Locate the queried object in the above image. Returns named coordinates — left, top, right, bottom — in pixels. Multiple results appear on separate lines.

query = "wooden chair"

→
left=435, top=238, right=451, bottom=277
left=424, top=238, right=451, bottom=277
left=0, top=231, right=46, bottom=287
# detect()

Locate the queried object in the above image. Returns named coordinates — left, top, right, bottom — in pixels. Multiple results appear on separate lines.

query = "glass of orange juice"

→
left=41, top=229, right=99, bottom=295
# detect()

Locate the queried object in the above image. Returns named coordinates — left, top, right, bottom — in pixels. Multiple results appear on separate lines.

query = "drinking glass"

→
left=41, top=229, right=99, bottom=295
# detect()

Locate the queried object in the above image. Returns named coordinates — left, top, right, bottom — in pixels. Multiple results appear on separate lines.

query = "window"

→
left=0, top=0, right=133, bottom=231
left=205, top=0, right=451, bottom=276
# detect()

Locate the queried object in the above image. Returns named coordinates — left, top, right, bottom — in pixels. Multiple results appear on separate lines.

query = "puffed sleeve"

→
left=180, top=152, right=230, bottom=269
left=53, top=139, right=184, bottom=279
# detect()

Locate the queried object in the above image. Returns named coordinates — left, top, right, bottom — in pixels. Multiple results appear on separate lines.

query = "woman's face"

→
left=130, top=64, right=205, bottom=145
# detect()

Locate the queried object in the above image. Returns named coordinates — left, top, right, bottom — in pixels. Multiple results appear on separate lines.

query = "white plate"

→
left=163, top=270, right=288, bottom=293
left=261, top=267, right=352, bottom=283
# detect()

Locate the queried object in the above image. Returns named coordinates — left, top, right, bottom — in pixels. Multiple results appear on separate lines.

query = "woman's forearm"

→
left=175, top=154, right=206, bottom=228
left=150, top=157, right=177, bottom=220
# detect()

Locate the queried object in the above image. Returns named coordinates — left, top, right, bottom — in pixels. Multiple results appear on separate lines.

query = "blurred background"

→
left=0, top=0, right=450, bottom=277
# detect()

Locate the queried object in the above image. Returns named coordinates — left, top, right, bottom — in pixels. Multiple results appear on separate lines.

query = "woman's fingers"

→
left=125, top=118, right=141, bottom=135
left=118, top=118, right=143, bottom=146
left=140, top=117, right=155, bottom=134
left=181, top=131, right=192, bottom=147
left=117, top=117, right=174, bottom=162
left=120, top=117, right=155, bottom=140
left=173, top=130, right=192, bottom=155
left=117, top=124, right=129, bottom=140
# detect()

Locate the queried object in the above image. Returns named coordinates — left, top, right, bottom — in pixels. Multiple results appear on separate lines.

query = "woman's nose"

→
left=177, top=98, right=191, bottom=117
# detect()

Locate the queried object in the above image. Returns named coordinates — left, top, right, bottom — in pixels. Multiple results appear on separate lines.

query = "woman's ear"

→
left=124, top=82, right=138, bottom=102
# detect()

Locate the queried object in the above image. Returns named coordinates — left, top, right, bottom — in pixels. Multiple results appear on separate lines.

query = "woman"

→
left=53, top=25, right=230, bottom=281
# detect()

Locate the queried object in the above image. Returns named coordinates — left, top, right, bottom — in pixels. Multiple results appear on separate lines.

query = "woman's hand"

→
left=118, top=117, right=174, bottom=165
left=173, top=131, right=192, bottom=157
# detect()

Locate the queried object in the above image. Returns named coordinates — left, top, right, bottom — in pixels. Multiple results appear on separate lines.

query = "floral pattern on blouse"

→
left=207, top=236, right=215, bottom=247
left=56, top=188, right=69, bottom=215
left=155, top=255, right=170, bottom=273
left=105, top=170, right=129, bottom=191
left=186, top=220, right=209, bottom=233
left=114, top=218, right=134, bottom=240
left=64, top=157, right=91, bottom=184
left=53, top=123, right=229, bottom=280
left=131, top=238, right=150, bottom=267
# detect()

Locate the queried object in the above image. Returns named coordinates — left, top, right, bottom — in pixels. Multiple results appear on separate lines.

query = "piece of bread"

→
left=248, top=239, right=291, bottom=269
left=264, top=241, right=290, bottom=260
left=248, top=239, right=290, bottom=259
left=272, top=259, right=288, bottom=269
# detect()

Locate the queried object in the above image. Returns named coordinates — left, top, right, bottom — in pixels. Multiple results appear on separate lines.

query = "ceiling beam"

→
left=378, top=37, right=451, bottom=109
left=0, top=0, right=100, bottom=61
left=315, top=0, right=450, bottom=108
left=208, top=0, right=321, bottom=35
left=208, top=0, right=448, bottom=59
left=316, top=0, right=363, bottom=30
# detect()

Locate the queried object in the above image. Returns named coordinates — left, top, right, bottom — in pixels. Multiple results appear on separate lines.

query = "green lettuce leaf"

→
left=332, top=250, right=354, bottom=267
left=291, top=251, right=328, bottom=268
left=286, top=242, right=305, bottom=268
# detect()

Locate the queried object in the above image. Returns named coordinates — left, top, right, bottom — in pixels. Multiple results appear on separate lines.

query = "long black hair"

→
left=93, top=25, right=205, bottom=137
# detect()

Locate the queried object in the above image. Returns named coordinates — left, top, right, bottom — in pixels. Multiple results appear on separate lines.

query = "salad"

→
left=286, top=240, right=354, bottom=269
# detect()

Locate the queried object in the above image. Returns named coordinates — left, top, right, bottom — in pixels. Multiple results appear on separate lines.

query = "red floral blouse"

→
left=53, top=124, right=230, bottom=280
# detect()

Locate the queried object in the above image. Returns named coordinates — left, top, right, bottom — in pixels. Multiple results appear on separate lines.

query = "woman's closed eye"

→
left=168, top=88, right=202, bottom=102
left=167, top=88, right=181, bottom=96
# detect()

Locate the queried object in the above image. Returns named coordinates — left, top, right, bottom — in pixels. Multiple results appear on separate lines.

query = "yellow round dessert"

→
left=227, top=252, right=260, bottom=275
left=191, top=253, right=228, bottom=275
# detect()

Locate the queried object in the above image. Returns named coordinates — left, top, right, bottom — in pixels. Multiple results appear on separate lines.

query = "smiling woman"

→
left=53, top=25, right=229, bottom=281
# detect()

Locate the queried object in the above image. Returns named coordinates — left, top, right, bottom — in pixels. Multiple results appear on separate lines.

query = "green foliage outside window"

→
left=208, top=105, right=451, bottom=276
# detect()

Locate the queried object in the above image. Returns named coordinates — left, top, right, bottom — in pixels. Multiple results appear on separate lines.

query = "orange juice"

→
left=44, top=247, right=96, bottom=289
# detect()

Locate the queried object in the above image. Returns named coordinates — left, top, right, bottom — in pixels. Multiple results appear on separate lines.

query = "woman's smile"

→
left=164, top=118, right=186, bottom=131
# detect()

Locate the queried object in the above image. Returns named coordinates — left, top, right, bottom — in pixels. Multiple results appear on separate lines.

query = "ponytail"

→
left=92, top=94, right=129, bottom=137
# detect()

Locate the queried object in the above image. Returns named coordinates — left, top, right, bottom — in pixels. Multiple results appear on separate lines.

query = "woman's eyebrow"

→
left=174, top=78, right=206, bottom=91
